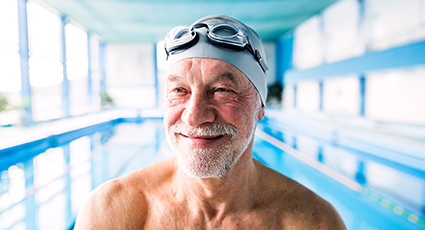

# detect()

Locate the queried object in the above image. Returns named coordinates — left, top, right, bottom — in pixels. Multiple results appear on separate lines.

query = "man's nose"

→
left=181, top=92, right=215, bottom=127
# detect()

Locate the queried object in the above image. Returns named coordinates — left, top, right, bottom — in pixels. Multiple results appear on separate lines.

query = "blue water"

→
left=0, top=118, right=424, bottom=230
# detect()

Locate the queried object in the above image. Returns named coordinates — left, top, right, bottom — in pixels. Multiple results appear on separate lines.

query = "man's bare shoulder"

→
left=74, top=158, right=177, bottom=229
left=256, top=160, right=346, bottom=230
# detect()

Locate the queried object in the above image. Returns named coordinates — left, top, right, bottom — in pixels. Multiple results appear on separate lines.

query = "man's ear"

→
left=258, top=106, right=265, bottom=120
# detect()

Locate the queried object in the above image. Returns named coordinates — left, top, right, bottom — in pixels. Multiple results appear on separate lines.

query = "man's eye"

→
left=173, top=88, right=184, bottom=93
left=216, top=88, right=228, bottom=93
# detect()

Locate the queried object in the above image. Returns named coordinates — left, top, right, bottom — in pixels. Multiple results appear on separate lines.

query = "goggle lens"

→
left=165, top=22, right=268, bottom=72
left=211, top=24, right=238, bottom=37
left=165, top=26, right=197, bottom=54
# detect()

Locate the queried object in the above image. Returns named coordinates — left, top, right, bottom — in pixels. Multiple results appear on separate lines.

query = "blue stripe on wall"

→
left=276, top=32, right=293, bottom=85
left=285, top=40, right=425, bottom=83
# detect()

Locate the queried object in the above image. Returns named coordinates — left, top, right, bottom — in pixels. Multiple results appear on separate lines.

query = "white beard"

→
left=166, top=122, right=256, bottom=178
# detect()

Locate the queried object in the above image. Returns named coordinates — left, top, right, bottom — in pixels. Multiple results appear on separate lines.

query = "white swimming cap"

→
left=165, top=15, right=268, bottom=106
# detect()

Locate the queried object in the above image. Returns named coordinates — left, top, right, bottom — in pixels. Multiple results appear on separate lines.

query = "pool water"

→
left=0, top=118, right=424, bottom=230
left=0, top=120, right=166, bottom=230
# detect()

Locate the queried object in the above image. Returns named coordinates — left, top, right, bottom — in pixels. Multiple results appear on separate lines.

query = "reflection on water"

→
left=322, top=145, right=358, bottom=178
left=37, top=193, right=66, bottom=230
left=70, top=136, right=92, bottom=216
left=365, top=161, right=425, bottom=212
left=34, top=148, right=66, bottom=204
left=257, top=119, right=425, bottom=229
left=0, top=120, right=165, bottom=230
left=0, top=165, right=25, bottom=230
left=0, top=164, right=25, bottom=212
left=1, top=118, right=423, bottom=229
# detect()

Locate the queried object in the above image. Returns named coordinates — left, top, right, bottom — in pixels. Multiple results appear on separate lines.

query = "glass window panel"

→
left=105, top=44, right=156, bottom=109
left=323, top=76, right=360, bottom=115
left=0, top=0, right=20, bottom=52
left=293, top=16, right=323, bottom=70
left=27, top=2, right=61, bottom=60
left=323, top=0, right=365, bottom=63
left=0, top=52, right=21, bottom=92
left=27, top=2, right=63, bottom=121
left=66, top=23, right=89, bottom=116
left=297, top=81, right=320, bottom=112
left=283, top=84, right=294, bottom=108
left=0, top=0, right=21, bottom=125
left=90, top=35, right=101, bottom=110
left=365, top=66, right=425, bottom=124
left=366, top=0, right=425, bottom=50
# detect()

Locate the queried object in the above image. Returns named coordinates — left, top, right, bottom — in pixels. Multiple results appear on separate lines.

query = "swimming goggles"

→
left=164, top=21, right=269, bottom=73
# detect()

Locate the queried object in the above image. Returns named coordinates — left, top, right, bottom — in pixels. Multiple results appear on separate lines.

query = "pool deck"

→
left=0, top=109, right=163, bottom=151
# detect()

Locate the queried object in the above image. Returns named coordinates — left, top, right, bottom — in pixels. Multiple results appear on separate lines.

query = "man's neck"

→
left=174, top=149, right=262, bottom=221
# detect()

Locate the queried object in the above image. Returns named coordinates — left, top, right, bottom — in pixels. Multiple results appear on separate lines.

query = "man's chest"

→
left=143, top=206, right=283, bottom=230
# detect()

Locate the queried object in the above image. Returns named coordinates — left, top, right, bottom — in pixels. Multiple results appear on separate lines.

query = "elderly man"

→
left=75, top=15, right=346, bottom=229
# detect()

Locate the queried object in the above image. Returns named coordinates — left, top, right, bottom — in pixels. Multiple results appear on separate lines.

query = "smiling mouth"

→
left=179, top=134, right=226, bottom=140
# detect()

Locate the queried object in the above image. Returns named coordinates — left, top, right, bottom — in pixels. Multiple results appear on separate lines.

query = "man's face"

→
left=164, top=58, right=264, bottom=178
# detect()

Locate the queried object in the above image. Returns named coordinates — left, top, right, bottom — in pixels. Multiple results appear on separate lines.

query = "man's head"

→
left=163, top=16, right=267, bottom=178
left=165, top=15, right=268, bottom=105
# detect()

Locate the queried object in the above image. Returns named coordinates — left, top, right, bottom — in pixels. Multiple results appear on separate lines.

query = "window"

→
left=66, top=23, right=89, bottom=116
left=0, top=0, right=21, bottom=125
left=27, top=2, right=63, bottom=121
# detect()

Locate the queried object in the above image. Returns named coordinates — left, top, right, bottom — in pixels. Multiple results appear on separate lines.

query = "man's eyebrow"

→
left=215, top=71, right=241, bottom=86
left=165, top=74, right=182, bottom=83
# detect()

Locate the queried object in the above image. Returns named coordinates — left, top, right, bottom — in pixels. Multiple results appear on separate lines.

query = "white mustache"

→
left=169, top=123, right=239, bottom=138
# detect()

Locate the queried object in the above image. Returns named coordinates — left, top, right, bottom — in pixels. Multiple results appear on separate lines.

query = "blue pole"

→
left=60, top=16, right=70, bottom=117
left=99, top=42, right=106, bottom=94
left=17, top=0, right=32, bottom=125
left=87, top=33, right=93, bottom=107
left=317, top=146, right=324, bottom=163
left=293, top=85, right=297, bottom=108
left=319, top=81, right=323, bottom=111
left=355, top=161, right=366, bottom=184
left=153, top=43, right=158, bottom=108
left=359, top=75, right=366, bottom=116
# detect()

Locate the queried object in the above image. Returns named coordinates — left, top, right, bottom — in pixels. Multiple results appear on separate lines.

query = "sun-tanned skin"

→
left=74, top=58, right=346, bottom=230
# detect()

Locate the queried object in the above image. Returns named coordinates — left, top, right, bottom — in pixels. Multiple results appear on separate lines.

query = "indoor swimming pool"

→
left=0, top=116, right=424, bottom=230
